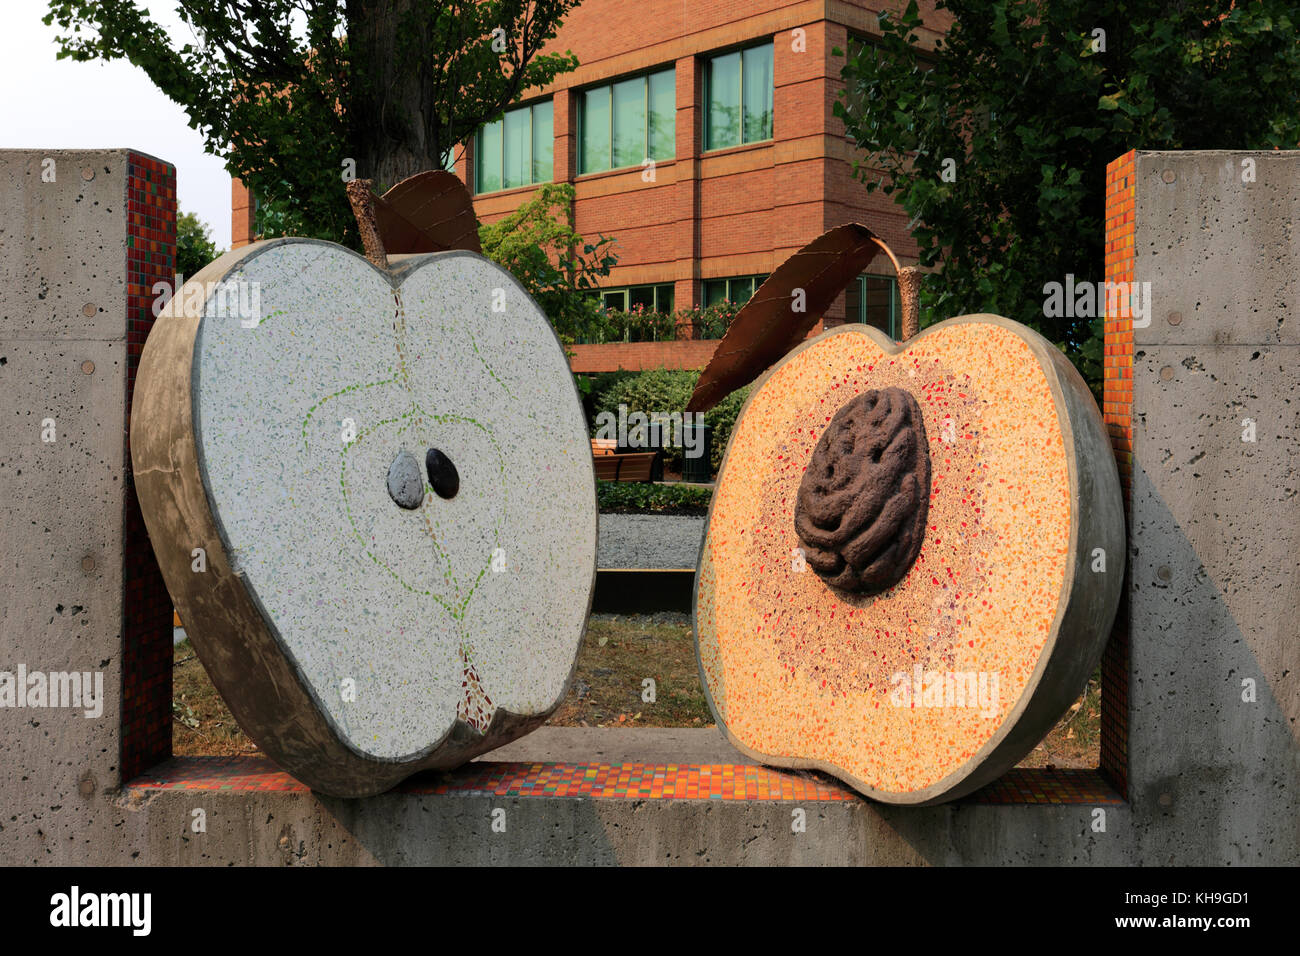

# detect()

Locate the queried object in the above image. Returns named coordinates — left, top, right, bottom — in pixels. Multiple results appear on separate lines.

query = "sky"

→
left=2, top=0, right=234, bottom=249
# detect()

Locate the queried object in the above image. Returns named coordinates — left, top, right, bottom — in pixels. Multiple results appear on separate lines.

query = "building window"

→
left=845, top=274, right=901, bottom=338
left=578, top=69, right=676, bottom=175
left=702, top=275, right=769, bottom=306
left=705, top=42, right=774, bottom=151
left=598, top=283, right=675, bottom=313
left=475, top=99, right=553, bottom=194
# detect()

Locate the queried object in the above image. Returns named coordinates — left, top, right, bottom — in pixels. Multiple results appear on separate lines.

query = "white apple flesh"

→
left=133, top=239, right=597, bottom=795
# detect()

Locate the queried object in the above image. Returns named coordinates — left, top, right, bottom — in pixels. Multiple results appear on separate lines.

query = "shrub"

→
left=574, top=299, right=744, bottom=343
left=478, top=183, right=617, bottom=346
left=597, top=481, right=713, bottom=515
left=592, top=367, right=752, bottom=474
left=577, top=304, right=676, bottom=343
left=692, top=300, right=743, bottom=339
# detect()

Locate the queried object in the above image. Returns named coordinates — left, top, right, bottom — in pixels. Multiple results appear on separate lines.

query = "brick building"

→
left=231, top=1, right=952, bottom=369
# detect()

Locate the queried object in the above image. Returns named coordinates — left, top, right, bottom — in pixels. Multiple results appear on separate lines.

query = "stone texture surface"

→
left=696, top=317, right=1125, bottom=804
left=133, top=240, right=597, bottom=795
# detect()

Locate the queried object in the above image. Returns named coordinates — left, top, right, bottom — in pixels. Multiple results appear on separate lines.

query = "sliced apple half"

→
left=132, top=239, right=596, bottom=796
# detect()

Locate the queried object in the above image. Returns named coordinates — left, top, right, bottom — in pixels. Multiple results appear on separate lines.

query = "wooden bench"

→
left=592, top=450, right=659, bottom=482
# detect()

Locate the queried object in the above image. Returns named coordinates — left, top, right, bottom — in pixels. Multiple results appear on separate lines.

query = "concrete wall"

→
left=1, top=149, right=1295, bottom=865
left=1120, top=151, right=1299, bottom=863
left=0, top=150, right=135, bottom=860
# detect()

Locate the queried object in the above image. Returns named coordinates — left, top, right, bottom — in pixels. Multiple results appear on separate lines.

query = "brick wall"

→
left=122, top=152, right=178, bottom=780
left=231, top=177, right=254, bottom=249
left=569, top=339, right=719, bottom=374
left=1099, top=149, right=1136, bottom=798
left=228, top=1, right=948, bottom=338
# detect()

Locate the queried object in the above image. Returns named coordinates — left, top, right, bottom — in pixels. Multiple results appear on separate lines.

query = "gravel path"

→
left=597, top=514, right=706, bottom=570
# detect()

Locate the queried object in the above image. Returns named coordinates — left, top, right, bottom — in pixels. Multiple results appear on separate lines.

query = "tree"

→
left=836, top=0, right=1300, bottom=392
left=478, top=183, right=617, bottom=345
left=176, top=209, right=221, bottom=278
left=46, top=1, right=581, bottom=245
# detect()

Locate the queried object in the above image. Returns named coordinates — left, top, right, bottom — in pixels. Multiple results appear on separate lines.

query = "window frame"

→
left=595, top=283, right=675, bottom=313
left=703, top=40, right=775, bottom=152
left=847, top=272, right=901, bottom=338
left=577, top=67, right=677, bottom=176
left=702, top=274, right=769, bottom=306
left=474, top=98, right=554, bottom=195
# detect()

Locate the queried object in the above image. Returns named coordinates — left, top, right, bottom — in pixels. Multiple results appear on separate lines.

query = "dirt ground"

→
left=172, top=618, right=1100, bottom=769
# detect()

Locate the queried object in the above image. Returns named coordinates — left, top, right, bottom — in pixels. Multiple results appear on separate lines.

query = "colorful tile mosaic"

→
left=120, top=151, right=178, bottom=782
left=1100, top=150, right=1136, bottom=800
left=969, top=767, right=1123, bottom=805
left=127, top=756, right=1120, bottom=804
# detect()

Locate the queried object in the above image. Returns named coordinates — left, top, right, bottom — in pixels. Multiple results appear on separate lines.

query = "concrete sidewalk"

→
left=597, top=513, right=705, bottom=569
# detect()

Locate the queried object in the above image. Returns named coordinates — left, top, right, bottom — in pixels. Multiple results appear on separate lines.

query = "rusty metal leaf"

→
left=372, top=169, right=482, bottom=255
left=685, top=223, right=892, bottom=414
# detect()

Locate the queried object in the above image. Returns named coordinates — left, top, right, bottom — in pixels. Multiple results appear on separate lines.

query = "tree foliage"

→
left=837, top=0, right=1300, bottom=390
left=46, top=0, right=581, bottom=246
left=175, top=208, right=221, bottom=278
left=478, top=183, right=617, bottom=344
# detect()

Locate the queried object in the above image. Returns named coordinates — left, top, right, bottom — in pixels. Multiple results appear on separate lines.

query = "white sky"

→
left=1, top=0, right=234, bottom=249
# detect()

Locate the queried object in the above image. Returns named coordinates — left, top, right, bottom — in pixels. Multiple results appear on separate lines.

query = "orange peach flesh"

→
left=697, top=322, right=1071, bottom=796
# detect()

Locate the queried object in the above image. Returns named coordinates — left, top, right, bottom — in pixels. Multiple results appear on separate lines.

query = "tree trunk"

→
left=346, top=0, right=442, bottom=189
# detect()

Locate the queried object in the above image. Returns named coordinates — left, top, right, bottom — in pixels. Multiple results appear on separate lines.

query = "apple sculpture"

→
left=690, top=224, right=1124, bottom=805
left=132, top=173, right=596, bottom=797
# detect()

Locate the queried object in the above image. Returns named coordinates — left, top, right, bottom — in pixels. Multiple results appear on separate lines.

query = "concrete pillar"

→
left=0, top=150, right=176, bottom=858
left=1102, top=150, right=1299, bottom=858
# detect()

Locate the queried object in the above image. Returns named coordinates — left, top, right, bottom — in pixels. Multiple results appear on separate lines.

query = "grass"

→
left=1017, top=669, right=1102, bottom=769
left=546, top=616, right=712, bottom=728
left=172, top=624, right=1099, bottom=769
left=173, top=640, right=261, bottom=757
left=597, top=481, right=712, bottom=515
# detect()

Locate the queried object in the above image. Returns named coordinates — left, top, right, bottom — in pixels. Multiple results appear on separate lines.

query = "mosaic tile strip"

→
left=128, top=756, right=1121, bottom=804
left=1100, top=150, right=1136, bottom=799
left=970, top=767, right=1123, bottom=805
left=120, top=151, right=177, bottom=781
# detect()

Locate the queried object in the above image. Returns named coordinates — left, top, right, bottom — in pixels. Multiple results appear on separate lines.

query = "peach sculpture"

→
left=690, top=224, right=1124, bottom=804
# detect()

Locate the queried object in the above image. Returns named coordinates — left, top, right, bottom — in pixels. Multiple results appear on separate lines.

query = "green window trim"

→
left=578, top=68, right=676, bottom=176
left=596, top=283, right=675, bottom=313
left=845, top=273, right=901, bottom=338
left=702, top=274, right=769, bottom=307
left=475, top=100, right=554, bottom=194
left=704, top=41, right=774, bottom=152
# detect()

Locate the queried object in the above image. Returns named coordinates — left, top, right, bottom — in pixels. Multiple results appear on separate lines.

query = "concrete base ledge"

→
left=95, top=730, right=1125, bottom=866
left=111, top=778, right=1129, bottom=866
